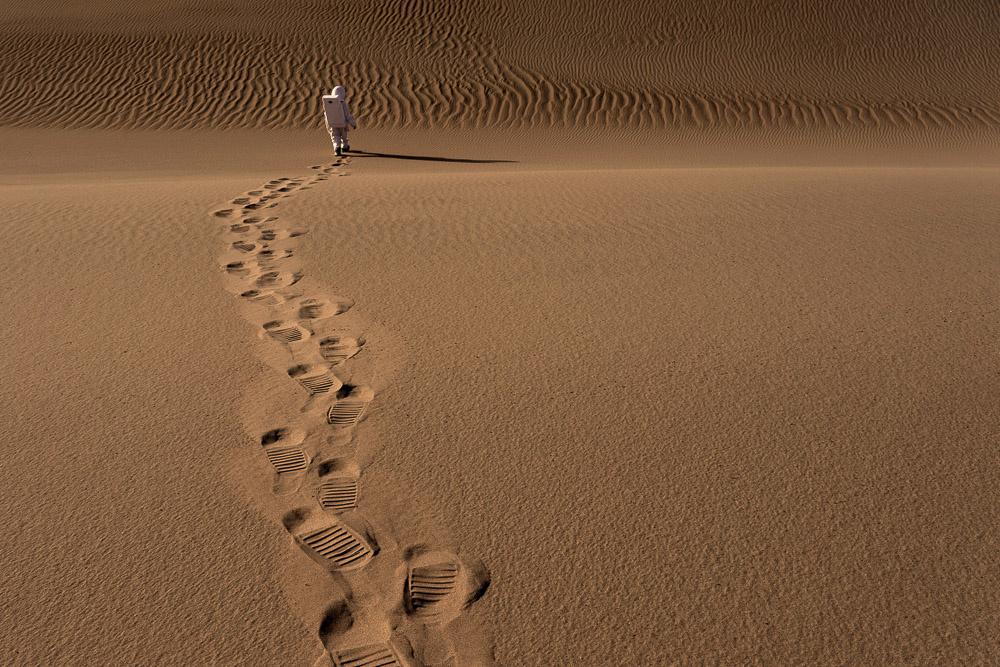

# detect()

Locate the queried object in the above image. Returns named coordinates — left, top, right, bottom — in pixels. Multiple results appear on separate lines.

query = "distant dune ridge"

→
left=2, top=0, right=1000, bottom=133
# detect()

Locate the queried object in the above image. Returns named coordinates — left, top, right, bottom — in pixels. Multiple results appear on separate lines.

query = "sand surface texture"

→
left=2, top=1, right=999, bottom=665
left=2, top=0, right=1000, bottom=140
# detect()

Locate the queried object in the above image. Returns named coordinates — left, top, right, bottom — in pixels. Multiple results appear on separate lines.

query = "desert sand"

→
left=2, top=2, right=999, bottom=665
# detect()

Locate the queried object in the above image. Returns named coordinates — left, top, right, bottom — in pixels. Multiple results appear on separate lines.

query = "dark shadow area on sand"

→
left=348, top=149, right=516, bottom=164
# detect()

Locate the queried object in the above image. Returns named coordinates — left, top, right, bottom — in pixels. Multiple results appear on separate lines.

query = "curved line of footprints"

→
left=211, top=161, right=490, bottom=666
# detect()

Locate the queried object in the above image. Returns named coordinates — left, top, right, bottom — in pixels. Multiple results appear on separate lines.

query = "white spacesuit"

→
left=322, top=86, right=356, bottom=155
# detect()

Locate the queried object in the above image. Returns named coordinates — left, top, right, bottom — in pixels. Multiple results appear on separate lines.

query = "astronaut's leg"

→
left=342, top=127, right=350, bottom=153
left=332, top=127, right=344, bottom=155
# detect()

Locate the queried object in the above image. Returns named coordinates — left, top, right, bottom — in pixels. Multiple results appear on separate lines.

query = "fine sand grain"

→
left=3, top=0, right=1000, bottom=665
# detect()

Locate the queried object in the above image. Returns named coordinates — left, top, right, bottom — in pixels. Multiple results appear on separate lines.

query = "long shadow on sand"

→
left=348, top=149, right=516, bottom=164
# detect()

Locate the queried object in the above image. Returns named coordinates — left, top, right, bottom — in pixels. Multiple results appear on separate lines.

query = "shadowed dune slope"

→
left=2, top=0, right=1000, bottom=136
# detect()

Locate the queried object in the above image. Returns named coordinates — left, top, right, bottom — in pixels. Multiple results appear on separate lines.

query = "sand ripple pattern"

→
left=4, top=0, right=1000, bottom=135
left=210, top=161, right=491, bottom=664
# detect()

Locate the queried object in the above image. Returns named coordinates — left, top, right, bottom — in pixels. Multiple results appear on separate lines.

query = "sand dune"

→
left=3, top=1, right=1000, bottom=137
left=3, top=1, right=1000, bottom=665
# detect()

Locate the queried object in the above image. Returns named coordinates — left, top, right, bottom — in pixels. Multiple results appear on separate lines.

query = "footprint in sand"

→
left=318, top=335, right=366, bottom=365
left=226, top=221, right=268, bottom=237
left=406, top=560, right=461, bottom=624
left=297, top=296, right=353, bottom=322
left=240, top=288, right=276, bottom=304
left=230, top=239, right=262, bottom=254
left=243, top=249, right=297, bottom=275
left=263, top=319, right=312, bottom=344
left=241, top=288, right=302, bottom=307
left=225, top=222, right=255, bottom=236
left=254, top=270, right=303, bottom=290
left=318, top=475, right=360, bottom=514
left=224, top=260, right=254, bottom=277
left=255, top=247, right=295, bottom=264
left=329, top=644, right=405, bottom=667
left=284, top=508, right=375, bottom=572
left=258, top=227, right=306, bottom=242
left=396, top=549, right=493, bottom=667
left=261, top=427, right=310, bottom=495
left=288, top=363, right=343, bottom=396
left=308, top=165, right=342, bottom=184
left=317, top=594, right=415, bottom=666
left=326, top=385, right=375, bottom=427
left=402, top=548, right=492, bottom=626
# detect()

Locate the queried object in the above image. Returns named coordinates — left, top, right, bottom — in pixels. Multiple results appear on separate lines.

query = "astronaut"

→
left=322, top=86, right=357, bottom=156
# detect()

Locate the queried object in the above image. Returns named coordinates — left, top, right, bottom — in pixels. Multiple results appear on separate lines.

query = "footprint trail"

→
left=210, top=161, right=492, bottom=665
